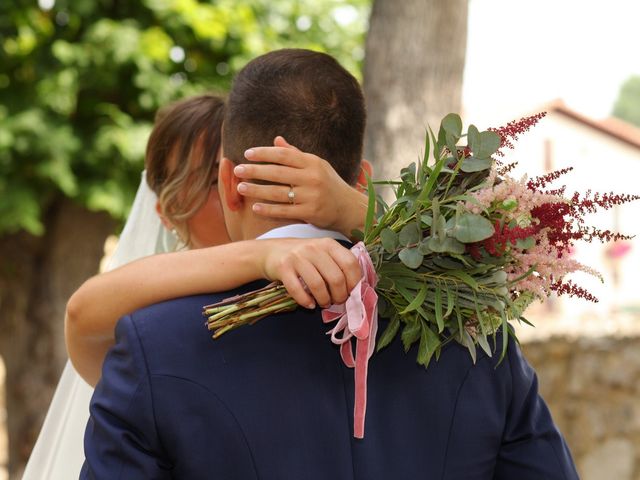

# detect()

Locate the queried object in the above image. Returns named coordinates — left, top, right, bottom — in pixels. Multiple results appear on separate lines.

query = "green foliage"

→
left=0, top=0, right=370, bottom=235
left=365, top=114, right=515, bottom=365
left=612, top=75, right=640, bottom=128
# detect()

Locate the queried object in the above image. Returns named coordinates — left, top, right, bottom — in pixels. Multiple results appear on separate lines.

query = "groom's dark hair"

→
left=223, top=48, right=366, bottom=185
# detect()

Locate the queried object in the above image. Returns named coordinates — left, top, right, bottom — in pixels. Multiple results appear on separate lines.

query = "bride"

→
left=22, top=94, right=369, bottom=478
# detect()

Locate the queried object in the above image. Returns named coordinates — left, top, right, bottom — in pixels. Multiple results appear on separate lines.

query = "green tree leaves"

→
left=613, top=75, right=640, bottom=128
left=0, top=0, right=370, bottom=235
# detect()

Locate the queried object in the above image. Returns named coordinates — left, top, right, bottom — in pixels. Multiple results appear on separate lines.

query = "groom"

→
left=82, top=49, right=578, bottom=479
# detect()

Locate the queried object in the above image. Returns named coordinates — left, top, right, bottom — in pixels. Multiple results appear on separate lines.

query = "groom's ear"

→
left=219, top=156, right=244, bottom=212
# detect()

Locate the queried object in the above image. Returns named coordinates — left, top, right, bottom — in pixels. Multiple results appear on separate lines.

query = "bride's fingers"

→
left=234, top=163, right=303, bottom=185
left=327, top=245, right=362, bottom=293
left=294, top=258, right=331, bottom=308
left=309, top=250, right=349, bottom=304
left=273, top=136, right=299, bottom=150
left=237, top=182, right=304, bottom=204
left=280, top=269, right=315, bottom=309
left=252, top=202, right=307, bottom=220
left=243, top=146, right=308, bottom=168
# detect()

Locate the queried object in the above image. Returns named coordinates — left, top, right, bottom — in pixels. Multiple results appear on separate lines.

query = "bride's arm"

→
left=66, top=238, right=360, bottom=387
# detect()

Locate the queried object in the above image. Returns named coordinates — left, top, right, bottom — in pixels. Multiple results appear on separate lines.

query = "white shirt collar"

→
left=256, top=223, right=350, bottom=242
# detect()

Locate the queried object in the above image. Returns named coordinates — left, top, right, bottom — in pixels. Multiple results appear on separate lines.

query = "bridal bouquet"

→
left=203, top=112, right=638, bottom=437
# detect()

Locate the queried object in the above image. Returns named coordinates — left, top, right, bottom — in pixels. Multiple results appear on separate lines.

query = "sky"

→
left=463, top=0, right=640, bottom=124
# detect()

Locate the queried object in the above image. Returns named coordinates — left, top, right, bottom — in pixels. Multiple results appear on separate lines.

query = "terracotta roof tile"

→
left=546, top=99, right=640, bottom=150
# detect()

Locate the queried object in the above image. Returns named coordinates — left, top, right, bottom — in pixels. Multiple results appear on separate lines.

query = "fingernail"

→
left=252, top=204, right=262, bottom=212
left=234, top=165, right=246, bottom=175
left=237, top=183, right=248, bottom=193
left=244, top=149, right=255, bottom=159
left=307, top=303, right=316, bottom=309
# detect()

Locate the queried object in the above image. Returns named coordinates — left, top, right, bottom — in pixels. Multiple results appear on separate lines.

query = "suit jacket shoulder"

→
left=84, top=281, right=578, bottom=480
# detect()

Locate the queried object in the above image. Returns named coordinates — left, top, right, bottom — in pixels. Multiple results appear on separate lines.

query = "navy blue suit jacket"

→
left=82, top=280, right=578, bottom=479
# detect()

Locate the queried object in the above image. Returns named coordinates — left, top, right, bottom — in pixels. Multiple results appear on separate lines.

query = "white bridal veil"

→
left=22, top=171, right=172, bottom=479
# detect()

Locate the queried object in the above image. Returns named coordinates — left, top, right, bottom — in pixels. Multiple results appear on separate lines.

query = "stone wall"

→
left=523, top=335, right=640, bottom=480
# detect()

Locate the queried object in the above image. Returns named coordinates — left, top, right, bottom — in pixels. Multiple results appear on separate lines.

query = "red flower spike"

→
left=527, top=167, right=573, bottom=191
left=551, top=280, right=599, bottom=303
left=489, top=112, right=547, bottom=156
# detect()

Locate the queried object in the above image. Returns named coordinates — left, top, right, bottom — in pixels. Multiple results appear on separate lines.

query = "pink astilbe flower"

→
left=464, top=174, right=566, bottom=222
left=460, top=167, right=622, bottom=302
left=505, top=235, right=602, bottom=301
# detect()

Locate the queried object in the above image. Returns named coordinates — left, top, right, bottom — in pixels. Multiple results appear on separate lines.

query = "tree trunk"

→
left=363, top=0, right=468, bottom=181
left=0, top=198, right=115, bottom=478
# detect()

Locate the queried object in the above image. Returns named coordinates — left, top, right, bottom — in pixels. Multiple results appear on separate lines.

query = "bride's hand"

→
left=234, top=136, right=369, bottom=237
left=261, top=238, right=362, bottom=309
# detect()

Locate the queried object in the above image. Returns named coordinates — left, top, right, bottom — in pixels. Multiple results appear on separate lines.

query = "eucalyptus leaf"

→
left=418, top=240, right=432, bottom=254
left=441, top=113, right=463, bottom=138
left=399, top=222, right=420, bottom=246
left=469, top=129, right=501, bottom=159
left=399, top=247, right=424, bottom=269
left=432, top=213, right=446, bottom=240
left=445, top=216, right=457, bottom=229
left=380, top=228, right=399, bottom=253
left=460, top=156, right=493, bottom=173
left=428, top=236, right=465, bottom=254
left=453, top=213, right=495, bottom=243
left=420, top=213, right=433, bottom=227
left=400, top=162, right=417, bottom=183
left=477, top=270, right=508, bottom=285
left=467, top=124, right=480, bottom=150
left=445, top=133, right=459, bottom=162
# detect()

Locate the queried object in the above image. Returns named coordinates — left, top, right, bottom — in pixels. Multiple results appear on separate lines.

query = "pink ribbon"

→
left=322, top=242, right=378, bottom=439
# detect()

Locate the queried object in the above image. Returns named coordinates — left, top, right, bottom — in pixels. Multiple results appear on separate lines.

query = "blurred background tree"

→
left=0, top=0, right=467, bottom=476
left=0, top=0, right=370, bottom=474
left=612, top=75, right=640, bottom=128
left=363, top=0, right=468, bottom=181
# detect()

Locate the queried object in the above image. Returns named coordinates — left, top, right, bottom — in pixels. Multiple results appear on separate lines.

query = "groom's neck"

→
left=235, top=211, right=297, bottom=241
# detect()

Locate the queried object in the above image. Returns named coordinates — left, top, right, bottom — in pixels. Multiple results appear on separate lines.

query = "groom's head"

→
left=218, top=48, right=366, bottom=241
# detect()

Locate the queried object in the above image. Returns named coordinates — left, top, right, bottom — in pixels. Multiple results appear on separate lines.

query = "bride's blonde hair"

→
left=145, top=94, right=225, bottom=246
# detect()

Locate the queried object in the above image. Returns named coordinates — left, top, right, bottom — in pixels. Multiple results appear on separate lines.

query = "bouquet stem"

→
left=204, top=282, right=298, bottom=338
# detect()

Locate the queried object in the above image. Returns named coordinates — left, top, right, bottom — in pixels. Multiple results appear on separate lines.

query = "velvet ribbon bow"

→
left=322, top=241, right=378, bottom=439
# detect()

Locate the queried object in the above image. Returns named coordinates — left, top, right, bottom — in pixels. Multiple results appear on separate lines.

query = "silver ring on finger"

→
left=287, top=185, right=295, bottom=204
